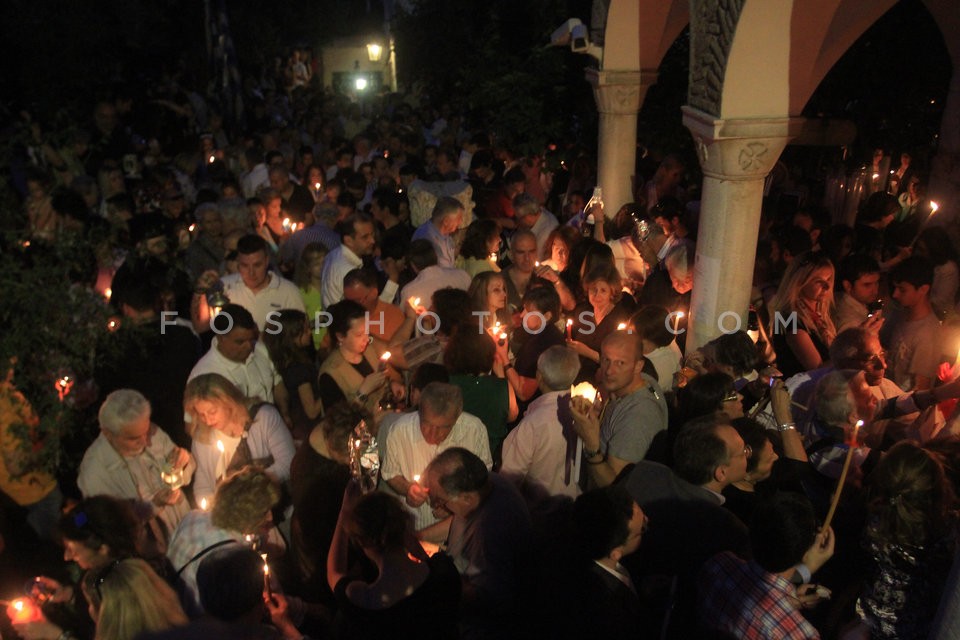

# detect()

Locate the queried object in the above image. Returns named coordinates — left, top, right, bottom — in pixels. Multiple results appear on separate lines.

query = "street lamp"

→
left=366, top=42, right=383, bottom=62
left=355, top=76, right=368, bottom=91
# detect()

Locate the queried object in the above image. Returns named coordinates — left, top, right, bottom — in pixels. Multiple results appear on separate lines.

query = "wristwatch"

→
left=777, top=422, right=796, bottom=432
left=582, top=446, right=602, bottom=459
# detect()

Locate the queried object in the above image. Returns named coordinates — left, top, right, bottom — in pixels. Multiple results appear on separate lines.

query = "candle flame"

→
left=104, top=287, right=112, bottom=301
left=413, top=474, right=421, bottom=483
left=208, top=155, right=216, bottom=163
left=930, top=201, right=940, bottom=214
left=535, top=261, right=540, bottom=267
left=188, top=223, right=196, bottom=233
left=14, top=600, right=24, bottom=612
left=872, top=173, right=879, bottom=180
left=498, top=332, right=507, bottom=340
left=570, top=381, right=599, bottom=404
left=200, top=497, right=208, bottom=510
left=315, top=182, right=321, bottom=190
left=617, top=323, right=627, bottom=331
left=216, top=440, right=225, bottom=453
left=380, top=351, right=391, bottom=361
left=676, top=311, right=685, bottom=319
left=566, top=319, right=573, bottom=327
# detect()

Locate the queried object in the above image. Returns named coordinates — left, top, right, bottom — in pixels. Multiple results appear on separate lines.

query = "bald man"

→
left=571, top=332, right=668, bottom=488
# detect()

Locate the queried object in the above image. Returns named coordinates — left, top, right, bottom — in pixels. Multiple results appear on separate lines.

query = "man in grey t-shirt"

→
left=571, top=332, right=668, bottom=488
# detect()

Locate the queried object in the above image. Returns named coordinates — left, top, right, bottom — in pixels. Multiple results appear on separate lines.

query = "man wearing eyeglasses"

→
left=421, top=447, right=532, bottom=640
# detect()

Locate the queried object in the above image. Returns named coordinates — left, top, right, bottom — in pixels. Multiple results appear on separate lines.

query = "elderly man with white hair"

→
left=78, top=389, right=195, bottom=551
left=500, top=345, right=582, bottom=500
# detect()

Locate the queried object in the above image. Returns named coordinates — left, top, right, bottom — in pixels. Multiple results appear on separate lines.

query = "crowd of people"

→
left=3, top=66, right=960, bottom=640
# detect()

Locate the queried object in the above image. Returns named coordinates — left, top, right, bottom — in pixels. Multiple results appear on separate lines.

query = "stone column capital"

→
left=682, top=106, right=804, bottom=180
left=586, top=68, right=656, bottom=115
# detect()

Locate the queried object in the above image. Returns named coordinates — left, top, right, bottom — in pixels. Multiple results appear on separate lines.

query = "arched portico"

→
left=594, top=0, right=958, bottom=350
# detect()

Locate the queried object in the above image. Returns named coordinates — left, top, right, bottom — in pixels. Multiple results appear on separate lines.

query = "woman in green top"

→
left=294, top=242, right=329, bottom=353
left=458, top=219, right=502, bottom=278
left=444, top=329, right=517, bottom=466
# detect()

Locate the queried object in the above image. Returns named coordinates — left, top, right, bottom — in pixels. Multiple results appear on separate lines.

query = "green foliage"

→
left=0, top=232, right=111, bottom=476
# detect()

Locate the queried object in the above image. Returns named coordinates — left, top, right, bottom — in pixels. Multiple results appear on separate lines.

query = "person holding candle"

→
left=80, top=558, right=187, bottom=640
left=326, top=485, right=461, bottom=639
left=183, top=374, right=295, bottom=504
left=381, top=383, right=492, bottom=532
left=468, top=271, right=510, bottom=332
left=12, top=497, right=148, bottom=640
left=852, top=442, right=957, bottom=640
left=78, top=390, right=195, bottom=554
left=166, top=467, right=282, bottom=616
left=570, top=331, right=667, bottom=488
left=502, top=230, right=549, bottom=312
left=398, top=240, right=472, bottom=317
left=446, top=329, right=517, bottom=462
left=567, top=264, right=635, bottom=385
left=458, top=218, right=502, bottom=278
left=317, top=300, right=404, bottom=415
left=698, top=493, right=835, bottom=640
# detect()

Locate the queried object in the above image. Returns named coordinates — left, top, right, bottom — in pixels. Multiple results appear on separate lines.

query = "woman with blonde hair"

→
left=769, top=250, right=837, bottom=376
left=468, top=271, right=510, bottom=332
left=184, top=373, right=295, bottom=502
left=81, top=558, right=187, bottom=640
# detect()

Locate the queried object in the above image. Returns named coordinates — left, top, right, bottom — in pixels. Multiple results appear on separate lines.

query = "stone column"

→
left=681, top=106, right=803, bottom=351
left=587, top=68, right=656, bottom=216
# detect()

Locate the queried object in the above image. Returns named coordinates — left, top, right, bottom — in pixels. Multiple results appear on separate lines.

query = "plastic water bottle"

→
left=582, top=187, right=603, bottom=238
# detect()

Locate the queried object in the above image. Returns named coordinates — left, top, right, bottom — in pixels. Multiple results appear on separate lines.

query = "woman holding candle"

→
left=80, top=558, right=187, bottom=640
left=567, top=264, right=635, bottom=384
left=468, top=271, right=510, bottom=332
left=446, top=329, right=517, bottom=463
left=459, top=219, right=502, bottom=278
left=770, top=250, right=837, bottom=377
left=853, top=442, right=957, bottom=640
left=327, top=484, right=461, bottom=639
left=184, top=374, right=295, bottom=503
left=317, top=300, right=404, bottom=414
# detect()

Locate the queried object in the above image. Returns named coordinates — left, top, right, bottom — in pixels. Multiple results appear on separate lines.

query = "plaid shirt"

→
left=699, top=551, right=820, bottom=640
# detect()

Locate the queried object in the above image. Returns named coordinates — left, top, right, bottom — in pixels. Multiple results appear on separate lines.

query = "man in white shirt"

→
left=514, top=193, right=558, bottom=259
left=631, top=305, right=683, bottom=391
left=399, top=239, right=472, bottom=309
left=381, top=382, right=492, bottom=531
left=321, top=212, right=399, bottom=307
left=833, top=254, right=882, bottom=333
left=217, top=235, right=304, bottom=331
left=78, top=389, right=195, bottom=549
left=411, top=196, right=464, bottom=268
left=188, top=304, right=284, bottom=405
left=501, top=345, right=582, bottom=500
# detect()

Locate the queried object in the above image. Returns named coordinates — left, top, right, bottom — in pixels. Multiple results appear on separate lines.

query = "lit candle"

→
left=216, top=439, right=225, bottom=479
left=188, top=223, right=197, bottom=233
left=821, top=419, right=863, bottom=533
left=535, top=261, right=540, bottom=267
left=617, top=322, right=627, bottom=331
left=314, top=182, right=322, bottom=191
left=488, top=252, right=498, bottom=262
left=498, top=332, right=508, bottom=347
left=408, top=296, right=421, bottom=312
left=107, top=318, right=119, bottom=332
left=570, top=381, right=599, bottom=404
left=930, top=201, right=940, bottom=215
left=413, top=474, right=421, bottom=483
left=55, top=376, right=73, bottom=402
left=104, top=287, right=112, bottom=301
left=379, top=351, right=391, bottom=371
left=7, top=598, right=42, bottom=624
left=566, top=318, right=573, bottom=340
left=281, top=217, right=291, bottom=232
left=200, top=497, right=209, bottom=511
left=261, top=553, right=272, bottom=597
left=208, top=154, right=216, bottom=164
left=673, top=310, right=685, bottom=334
